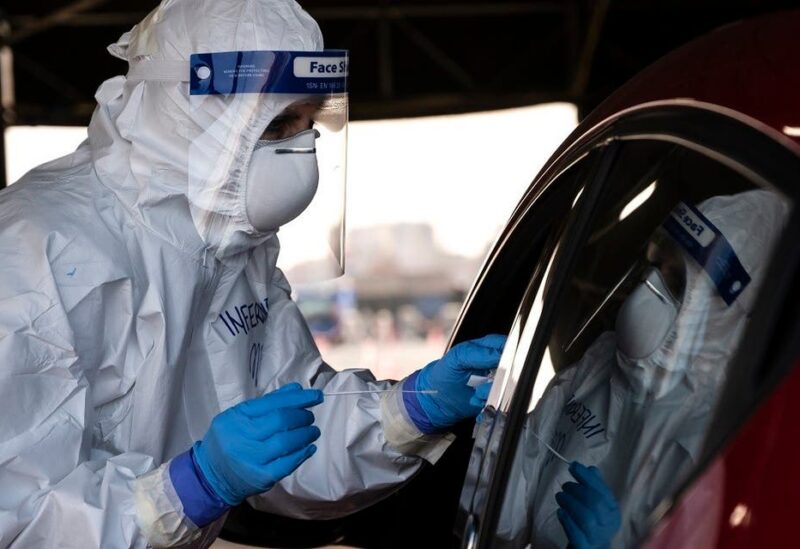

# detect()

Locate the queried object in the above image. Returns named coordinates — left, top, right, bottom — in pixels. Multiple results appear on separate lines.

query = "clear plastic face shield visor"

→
left=186, top=50, right=348, bottom=275
left=565, top=201, right=752, bottom=357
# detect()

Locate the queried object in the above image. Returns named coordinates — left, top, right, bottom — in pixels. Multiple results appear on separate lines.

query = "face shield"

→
left=186, top=50, right=348, bottom=274
left=566, top=200, right=753, bottom=397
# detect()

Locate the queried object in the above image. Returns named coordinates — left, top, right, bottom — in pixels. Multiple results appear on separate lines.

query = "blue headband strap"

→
left=189, top=50, right=348, bottom=96
left=662, top=201, right=751, bottom=306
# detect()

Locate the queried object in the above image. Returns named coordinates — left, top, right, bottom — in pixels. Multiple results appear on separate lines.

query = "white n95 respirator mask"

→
left=245, top=129, right=320, bottom=232
left=615, top=267, right=680, bottom=360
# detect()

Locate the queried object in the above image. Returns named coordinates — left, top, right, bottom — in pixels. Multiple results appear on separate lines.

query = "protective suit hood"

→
left=616, top=189, right=789, bottom=400
left=89, top=0, right=323, bottom=262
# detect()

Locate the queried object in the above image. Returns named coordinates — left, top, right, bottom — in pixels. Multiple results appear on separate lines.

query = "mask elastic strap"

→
left=644, top=278, right=674, bottom=305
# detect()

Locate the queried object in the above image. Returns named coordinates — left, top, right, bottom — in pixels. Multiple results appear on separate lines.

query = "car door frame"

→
left=449, top=99, right=800, bottom=548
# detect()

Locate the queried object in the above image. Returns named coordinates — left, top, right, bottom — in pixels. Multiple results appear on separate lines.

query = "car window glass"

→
left=459, top=151, right=599, bottom=528
left=492, top=140, right=792, bottom=548
left=487, top=154, right=595, bottom=414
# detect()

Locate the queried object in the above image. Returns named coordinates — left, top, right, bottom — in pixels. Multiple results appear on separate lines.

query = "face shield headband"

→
left=188, top=50, right=348, bottom=96
left=661, top=201, right=751, bottom=306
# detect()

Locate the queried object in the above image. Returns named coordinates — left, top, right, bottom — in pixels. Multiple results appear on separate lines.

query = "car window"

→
left=456, top=149, right=604, bottom=537
left=490, top=139, right=792, bottom=548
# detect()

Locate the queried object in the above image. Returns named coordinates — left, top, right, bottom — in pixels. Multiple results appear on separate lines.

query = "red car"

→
left=452, top=9, right=800, bottom=549
left=220, top=10, right=800, bottom=548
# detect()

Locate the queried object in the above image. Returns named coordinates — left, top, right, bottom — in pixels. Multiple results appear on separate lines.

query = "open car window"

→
left=489, top=136, right=793, bottom=548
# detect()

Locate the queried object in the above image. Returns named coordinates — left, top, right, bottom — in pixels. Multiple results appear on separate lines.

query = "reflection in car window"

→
left=493, top=142, right=792, bottom=548
left=457, top=152, right=600, bottom=533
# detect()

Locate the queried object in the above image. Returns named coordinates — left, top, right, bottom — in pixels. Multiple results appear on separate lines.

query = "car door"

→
left=451, top=100, right=800, bottom=548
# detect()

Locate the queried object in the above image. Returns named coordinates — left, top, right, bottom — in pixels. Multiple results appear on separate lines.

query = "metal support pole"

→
left=0, top=97, right=5, bottom=189
left=8, top=2, right=564, bottom=28
left=569, top=0, right=610, bottom=100
left=0, top=18, right=14, bottom=189
left=9, top=0, right=111, bottom=45
left=378, top=7, right=394, bottom=98
left=394, top=17, right=476, bottom=91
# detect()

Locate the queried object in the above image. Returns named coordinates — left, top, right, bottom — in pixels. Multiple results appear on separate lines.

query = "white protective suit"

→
left=496, top=190, right=789, bottom=548
left=0, top=1, right=449, bottom=547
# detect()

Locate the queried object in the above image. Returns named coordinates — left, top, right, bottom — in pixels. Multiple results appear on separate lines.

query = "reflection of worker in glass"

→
left=495, top=189, right=789, bottom=548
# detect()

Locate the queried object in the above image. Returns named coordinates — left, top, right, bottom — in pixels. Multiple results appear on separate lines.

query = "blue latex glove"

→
left=193, top=383, right=323, bottom=506
left=556, top=462, right=621, bottom=549
left=408, top=334, right=506, bottom=433
left=469, top=380, right=493, bottom=408
left=471, top=381, right=492, bottom=424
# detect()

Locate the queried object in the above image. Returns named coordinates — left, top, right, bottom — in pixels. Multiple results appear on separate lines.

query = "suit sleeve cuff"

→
left=133, top=459, right=201, bottom=548
left=380, top=377, right=454, bottom=464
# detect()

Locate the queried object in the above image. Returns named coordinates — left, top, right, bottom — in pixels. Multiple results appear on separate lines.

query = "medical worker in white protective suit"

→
left=491, top=189, right=788, bottom=549
left=0, top=1, right=506, bottom=547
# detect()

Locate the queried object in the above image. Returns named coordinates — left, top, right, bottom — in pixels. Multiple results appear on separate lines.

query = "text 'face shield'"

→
left=187, top=50, right=348, bottom=276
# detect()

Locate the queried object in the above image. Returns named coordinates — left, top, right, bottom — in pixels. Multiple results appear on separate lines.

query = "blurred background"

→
left=1, top=0, right=796, bottom=380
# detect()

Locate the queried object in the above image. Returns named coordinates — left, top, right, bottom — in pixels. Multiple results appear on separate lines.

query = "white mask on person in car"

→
left=616, top=268, right=680, bottom=360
